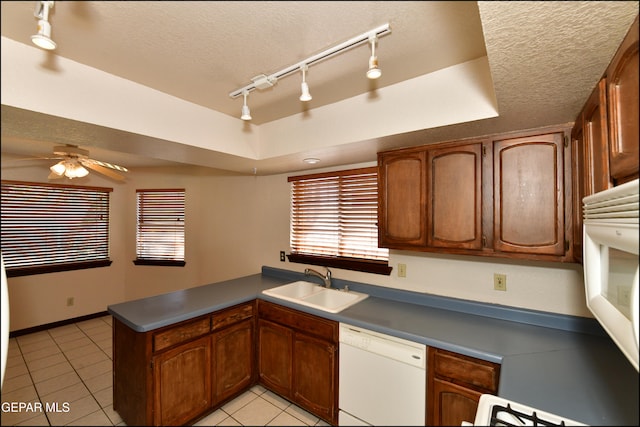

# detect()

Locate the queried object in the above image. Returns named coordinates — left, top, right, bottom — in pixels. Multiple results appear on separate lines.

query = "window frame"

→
left=287, top=167, right=391, bottom=275
left=134, top=188, right=186, bottom=267
left=1, top=180, right=113, bottom=278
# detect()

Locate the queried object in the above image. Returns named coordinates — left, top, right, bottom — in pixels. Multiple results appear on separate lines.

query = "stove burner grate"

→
left=490, top=403, right=569, bottom=426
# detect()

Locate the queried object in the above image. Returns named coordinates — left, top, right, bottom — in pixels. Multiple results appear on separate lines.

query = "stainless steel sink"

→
left=262, top=281, right=368, bottom=313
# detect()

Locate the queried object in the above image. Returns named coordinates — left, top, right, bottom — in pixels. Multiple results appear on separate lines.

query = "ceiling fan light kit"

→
left=49, top=160, right=88, bottom=179
left=229, top=23, right=391, bottom=121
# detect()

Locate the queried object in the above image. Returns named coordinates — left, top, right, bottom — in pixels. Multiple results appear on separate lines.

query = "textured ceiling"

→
left=1, top=1, right=638, bottom=175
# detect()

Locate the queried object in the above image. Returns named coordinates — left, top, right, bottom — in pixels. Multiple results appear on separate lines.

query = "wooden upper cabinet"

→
left=377, top=126, right=572, bottom=261
left=606, top=14, right=639, bottom=183
left=571, top=117, right=586, bottom=263
left=493, top=132, right=566, bottom=256
left=583, top=78, right=612, bottom=195
left=427, top=142, right=484, bottom=250
left=378, top=149, right=427, bottom=247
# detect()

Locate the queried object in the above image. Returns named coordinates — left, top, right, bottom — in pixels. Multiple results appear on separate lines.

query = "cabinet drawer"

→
left=153, top=317, right=211, bottom=352
left=258, top=300, right=337, bottom=342
left=212, top=302, right=254, bottom=331
left=433, top=349, right=499, bottom=392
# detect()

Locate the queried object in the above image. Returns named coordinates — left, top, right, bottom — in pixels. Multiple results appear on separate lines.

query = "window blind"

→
left=1, top=180, right=112, bottom=277
left=288, top=167, right=388, bottom=263
left=135, top=189, right=185, bottom=264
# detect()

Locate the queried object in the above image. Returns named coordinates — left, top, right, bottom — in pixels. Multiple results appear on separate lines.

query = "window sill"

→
left=133, top=259, right=186, bottom=267
left=286, top=253, right=392, bottom=275
left=5, top=260, right=113, bottom=278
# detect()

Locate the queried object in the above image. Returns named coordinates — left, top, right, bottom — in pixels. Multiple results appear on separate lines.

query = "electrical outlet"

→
left=279, top=251, right=286, bottom=262
left=66, top=297, right=75, bottom=306
left=398, top=263, right=407, bottom=278
left=494, top=273, right=507, bottom=291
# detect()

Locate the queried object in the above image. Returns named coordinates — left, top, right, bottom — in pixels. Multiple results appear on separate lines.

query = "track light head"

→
left=299, top=65, right=312, bottom=101
left=32, top=1, right=56, bottom=50
left=300, top=82, right=312, bottom=102
left=240, top=91, right=252, bottom=121
left=366, top=35, right=381, bottom=79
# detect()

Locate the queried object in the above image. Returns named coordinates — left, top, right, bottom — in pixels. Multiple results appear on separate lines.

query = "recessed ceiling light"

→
left=303, top=158, right=320, bottom=164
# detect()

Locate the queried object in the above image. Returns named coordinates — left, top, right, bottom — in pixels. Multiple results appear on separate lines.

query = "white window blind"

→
left=135, top=189, right=185, bottom=264
left=1, top=180, right=112, bottom=277
left=288, top=167, right=388, bottom=264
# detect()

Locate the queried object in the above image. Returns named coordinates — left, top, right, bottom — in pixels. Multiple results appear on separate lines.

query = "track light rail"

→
left=229, top=23, right=391, bottom=98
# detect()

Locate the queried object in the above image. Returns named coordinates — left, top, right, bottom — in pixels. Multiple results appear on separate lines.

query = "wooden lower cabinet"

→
left=212, top=318, right=254, bottom=406
left=258, top=300, right=338, bottom=425
left=431, top=378, right=483, bottom=426
left=293, top=332, right=337, bottom=422
left=427, top=347, right=500, bottom=426
left=153, top=335, right=212, bottom=426
left=113, top=301, right=255, bottom=426
left=258, top=318, right=293, bottom=397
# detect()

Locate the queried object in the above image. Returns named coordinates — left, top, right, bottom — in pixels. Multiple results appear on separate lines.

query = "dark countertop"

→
left=107, top=267, right=639, bottom=425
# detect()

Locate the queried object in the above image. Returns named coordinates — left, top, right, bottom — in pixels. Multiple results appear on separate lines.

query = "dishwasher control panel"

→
left=339, top=323, right=426, bottom=369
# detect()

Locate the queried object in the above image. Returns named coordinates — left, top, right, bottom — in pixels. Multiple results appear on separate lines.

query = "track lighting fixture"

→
left=31, top=1, right=56, bottom=50
left=240, top=91, right=252, bottom=121
left=230, top=23, right=391, bottom=120
left=366, top=35, right=382, bottom=79
left=299, top=64, right=312, bottom=102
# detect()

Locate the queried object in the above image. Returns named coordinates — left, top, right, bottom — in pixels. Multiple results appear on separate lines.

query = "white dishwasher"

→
left=338, top=323, right=426, bottom=426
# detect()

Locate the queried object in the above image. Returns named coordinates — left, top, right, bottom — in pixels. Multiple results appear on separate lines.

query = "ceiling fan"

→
left=8, top=144, right=129, bottom=181
left=48, top=145, right=128, bottom=181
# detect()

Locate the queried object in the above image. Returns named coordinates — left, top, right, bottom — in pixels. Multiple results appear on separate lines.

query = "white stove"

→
left=466, top=394, right=587, bottom=426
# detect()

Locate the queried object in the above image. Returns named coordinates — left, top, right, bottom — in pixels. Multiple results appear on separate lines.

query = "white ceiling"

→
left=1, top=1, right=638, bottom=176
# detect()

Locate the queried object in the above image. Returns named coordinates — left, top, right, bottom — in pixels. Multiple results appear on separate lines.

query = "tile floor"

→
left=1, top=315, right=330, bottom=426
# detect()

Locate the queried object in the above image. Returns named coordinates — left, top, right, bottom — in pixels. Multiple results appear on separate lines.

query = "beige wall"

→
left=1, top=158, right=591, bottom=332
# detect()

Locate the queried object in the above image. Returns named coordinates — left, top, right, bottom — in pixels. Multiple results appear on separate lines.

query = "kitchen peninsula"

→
left=108, top=267, right=639, bottom=426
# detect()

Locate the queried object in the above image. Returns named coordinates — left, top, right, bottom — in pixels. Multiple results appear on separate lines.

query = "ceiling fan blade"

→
left=83, top=158, right=128, bottom=172
left=3, top=156, right=64, bottom=162
left=47, top=171, right=63, bottom=180
left=81, top=160, right=126, bottom=181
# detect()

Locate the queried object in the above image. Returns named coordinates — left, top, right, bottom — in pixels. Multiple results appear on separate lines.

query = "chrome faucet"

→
left=305, top=267, right=332, bottom=288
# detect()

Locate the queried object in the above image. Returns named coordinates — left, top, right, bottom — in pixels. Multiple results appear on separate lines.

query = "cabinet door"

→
left=427, top=142, right=483, bottom=249
left=430, top=377, right=482, bottom=426
left=378, top=150, right=427, bottom=248
left=212, top=319, right=254, bottom=406
left=607, top=15, right=639, bottom=182
left=493, top=132, right=565, bottom=256
left=258, top=319, right=293, bottom=397
left=293, top=333, right=337, bottom=424
left=584, top=79, right=612, bottom=195
left=153, top=335, right=212, bottom=426
left=571, top=119, right=586, bottom=263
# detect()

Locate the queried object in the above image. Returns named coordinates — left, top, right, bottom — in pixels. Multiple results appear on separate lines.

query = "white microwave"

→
left=583, top=178, right=639, bottom=371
